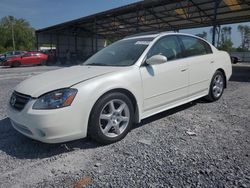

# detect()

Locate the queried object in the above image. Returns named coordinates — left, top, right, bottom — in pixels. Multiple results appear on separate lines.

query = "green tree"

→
left=217, top=26, right=234, bottom=52
left=106, top=37, right=120, bottom=46
left=220, top=27, right=231, bottom=43
left=0, top=16, right=35, bottom=53
left=218, top=40, right=234, bottom=52
left=195, top=31, right=207, bottom=40
left=237, top=25, right=250, bottom=51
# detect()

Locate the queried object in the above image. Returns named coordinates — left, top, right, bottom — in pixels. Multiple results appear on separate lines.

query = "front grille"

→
left=10, top=91, right=31, bottom=111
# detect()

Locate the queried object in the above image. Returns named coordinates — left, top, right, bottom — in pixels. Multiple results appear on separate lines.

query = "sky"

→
left=0, top=0, right=249, bottom=47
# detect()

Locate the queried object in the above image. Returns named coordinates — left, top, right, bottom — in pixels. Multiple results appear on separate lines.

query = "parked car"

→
left=2, top=52, right=48, bottom=67
left=0, top=51, right=26, bottom=62
left=7, top=32, right=232, bottom=144
left=0, top=53, right=5, bottom=62
left=230, top=55, right=241, bottom=64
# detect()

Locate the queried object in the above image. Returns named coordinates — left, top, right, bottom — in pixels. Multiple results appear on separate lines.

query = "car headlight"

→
left=33, top=88, right=77, bottom=110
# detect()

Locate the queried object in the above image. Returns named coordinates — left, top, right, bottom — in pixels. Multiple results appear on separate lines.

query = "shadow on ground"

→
left=136, top=101, right=197, bottom=128
left=0, top=100, right=199, bottom=160
left=230, top=65, right=250, bottom=82
left=0, top=118, right=99, bottom=159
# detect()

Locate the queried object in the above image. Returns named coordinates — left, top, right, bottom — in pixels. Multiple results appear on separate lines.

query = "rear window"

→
left=180, top=36, right=212, bottom=57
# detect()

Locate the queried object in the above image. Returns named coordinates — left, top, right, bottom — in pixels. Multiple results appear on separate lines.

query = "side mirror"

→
left=146, top=55, right=167, bottom=65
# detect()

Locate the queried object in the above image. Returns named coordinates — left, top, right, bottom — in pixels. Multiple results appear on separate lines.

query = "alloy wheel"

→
left=212, top=74, right=224, bottom=98
left=99, top=99, right=130, bottom=138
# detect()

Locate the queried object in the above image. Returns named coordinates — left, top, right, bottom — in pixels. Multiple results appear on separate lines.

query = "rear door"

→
left=32, top=53, right=42, bottom=64
left=178, top=35, right=214, bottom=98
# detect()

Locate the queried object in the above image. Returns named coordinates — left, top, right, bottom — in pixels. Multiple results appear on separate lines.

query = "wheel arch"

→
left=216, top=68, right=227, bottom=88
left=11, top=61, right=21, bottom=67
left=87, top=88, right=140, bottom=130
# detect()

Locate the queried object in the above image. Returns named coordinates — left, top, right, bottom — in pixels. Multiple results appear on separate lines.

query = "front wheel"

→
left=205, top=71, right=225, bottom=102
left=11, top=61, right=20, bottom=67
left=88, top=92, right=134, bottom=144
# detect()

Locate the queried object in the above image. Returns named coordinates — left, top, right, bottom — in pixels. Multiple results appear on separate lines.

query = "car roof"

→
left=124, top=31, right=176, bottom=39
left=124, top=32, right=204, bottom=40
left=123, top=32, right=213, bottom=47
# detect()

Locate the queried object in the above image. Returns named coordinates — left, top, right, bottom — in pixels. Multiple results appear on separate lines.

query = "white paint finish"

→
left=8, top=33, right=232, bottom=143
left=14, top=65, right=123, bottom=97
left=187, top=54, right=214, bottom=97
left=140, top=58, right=189, bottom=111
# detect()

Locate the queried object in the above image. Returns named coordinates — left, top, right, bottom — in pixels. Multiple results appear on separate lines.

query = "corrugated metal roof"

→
left=36, top=0, right=250, bottom=38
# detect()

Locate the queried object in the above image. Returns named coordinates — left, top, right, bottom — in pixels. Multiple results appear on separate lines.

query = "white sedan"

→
left=7, top=32, right=232, bottom=144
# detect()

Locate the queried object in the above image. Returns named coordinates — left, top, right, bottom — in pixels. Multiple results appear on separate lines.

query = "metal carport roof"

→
left=36, top=0, right=250, bottom=43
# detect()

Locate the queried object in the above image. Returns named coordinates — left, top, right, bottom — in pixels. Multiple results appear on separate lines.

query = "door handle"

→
left=210, top=60, right=214, bottom=64
left=181, top=68, right=188, bottom=72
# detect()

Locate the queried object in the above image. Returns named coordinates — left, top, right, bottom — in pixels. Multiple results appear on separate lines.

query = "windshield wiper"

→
left=85, top=63, right=108, bottom=66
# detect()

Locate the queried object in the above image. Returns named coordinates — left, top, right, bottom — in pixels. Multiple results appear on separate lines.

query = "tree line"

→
left=0, top=16, right=35, bottom=53
left=196, top=25, right=250, bottom=52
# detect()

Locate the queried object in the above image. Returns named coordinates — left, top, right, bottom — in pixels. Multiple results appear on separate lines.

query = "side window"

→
left=148, top=36, right=182, bottom=61
left=6, top=52, right=12, bottom=57
left=180, top=36, right=212, bottom=57
left=14, top=51, right=21, bottom=55
left=23, top=53, right=31, bottom=57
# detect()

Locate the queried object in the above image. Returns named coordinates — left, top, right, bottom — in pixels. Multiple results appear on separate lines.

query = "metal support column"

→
left=212, top=0, right=220, bottom=45
left=95, top=35, right=98, bottom=52
left=136, top=8, right=139, bottom=32
left=36, top=34, right=39, bottom=51
left=216, top=26, right=221, bottom=47
left=67, top=35, right=70, bottom=51
left=74, top=34, right=77, bottom=53
left=95, top=19, right=98, bottom=52
left=50, top=34, right=52, bottom=50
left=91, top=34, right=94, bottom=54
left=56, top=34, right=59, bottom=58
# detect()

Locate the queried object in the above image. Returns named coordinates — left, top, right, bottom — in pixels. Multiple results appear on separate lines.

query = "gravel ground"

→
left=0, top=65, right=249, bottom=188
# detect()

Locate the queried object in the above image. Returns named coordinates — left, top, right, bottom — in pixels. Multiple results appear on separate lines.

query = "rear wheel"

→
left=41, top=60, right=47, bottom=66
left=11, top=61, right=20, bottom=67
left=88, top=92, right=134, bottom=144
left=205, top=70, right=225, bottom=102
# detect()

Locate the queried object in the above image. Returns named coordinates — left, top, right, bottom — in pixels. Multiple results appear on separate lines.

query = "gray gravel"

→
left=0, top=65, right=249, bottom=188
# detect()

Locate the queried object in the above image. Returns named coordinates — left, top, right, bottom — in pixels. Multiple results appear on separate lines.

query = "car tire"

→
left=205, top=70, right=225, bottom=102
left=11, top=61, right=20, bottom=67
left=41, top=60, right=47, bottom=66
left=88, top=92, right=134, bottom=144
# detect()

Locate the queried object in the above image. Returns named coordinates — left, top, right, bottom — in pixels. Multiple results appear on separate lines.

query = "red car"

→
left=2, top=52, right=48, bottom=67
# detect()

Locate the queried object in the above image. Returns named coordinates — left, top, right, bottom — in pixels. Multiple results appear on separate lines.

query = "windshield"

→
left=84, top=37, right=153, bottom=66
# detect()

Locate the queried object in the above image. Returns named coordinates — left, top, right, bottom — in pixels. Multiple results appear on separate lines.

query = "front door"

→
left=21, top=53, right=35, bottom=65
left=140, top=35, right=189, bottom=114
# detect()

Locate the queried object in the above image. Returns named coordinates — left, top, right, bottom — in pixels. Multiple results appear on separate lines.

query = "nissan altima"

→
left=7, top=32, right=232, bottom=144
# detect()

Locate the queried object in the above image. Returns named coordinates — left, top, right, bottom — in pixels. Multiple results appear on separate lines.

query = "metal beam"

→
left=212, top=0, right=221, bottom=45
left=189, top=0, right=213, bottom=21
left=146, top=8, right=176, bottom=31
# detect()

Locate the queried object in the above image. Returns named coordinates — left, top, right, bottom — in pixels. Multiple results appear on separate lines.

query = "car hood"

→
left=15, top=65, right=122, bottom=97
